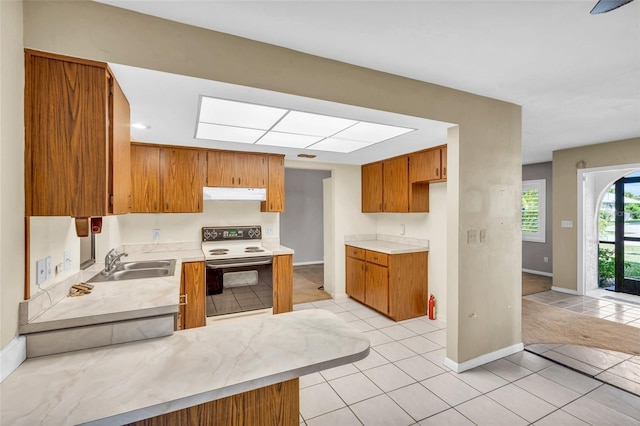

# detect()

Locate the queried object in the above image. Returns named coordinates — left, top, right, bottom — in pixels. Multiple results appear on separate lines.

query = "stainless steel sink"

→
left=89, top=259, right=176, bottom=283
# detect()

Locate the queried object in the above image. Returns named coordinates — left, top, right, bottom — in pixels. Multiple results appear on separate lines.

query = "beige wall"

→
left=21, top=1, right=522, bottom=364
left=1, top=0, right=25, bottom=348
left=552, top=137, right=640, bottom=291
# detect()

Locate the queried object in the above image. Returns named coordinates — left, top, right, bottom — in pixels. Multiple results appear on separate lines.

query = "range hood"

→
left=203, top=187, right=267, bottom=201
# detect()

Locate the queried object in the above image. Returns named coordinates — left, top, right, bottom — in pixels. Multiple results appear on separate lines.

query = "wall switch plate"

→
left=479, top=229, right=487, bottom=243
left=55, top=263, right=64, bottom=275
left=265, top=226, right=274, bottom=235
left=153, top=229, right=161, bottom=240
left=544, top=256, right=549, bottom=263
left=561, top=220, right=573, bottom=228
left=63, top=251, right=72, bottom=271
left=467, top=229, right=477, bottom=244
left=400, top=224, right=405, bottom=235
left=36, top=259, right=46, bottom=285
left=45, top=256, right=52, bottom=279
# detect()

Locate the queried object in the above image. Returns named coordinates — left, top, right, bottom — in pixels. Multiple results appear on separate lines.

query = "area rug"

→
left=293, top=264, right=332, bottom=305
left=522, top=298, right=640, bottom=356
left=522, top=272, right=552, bottom=296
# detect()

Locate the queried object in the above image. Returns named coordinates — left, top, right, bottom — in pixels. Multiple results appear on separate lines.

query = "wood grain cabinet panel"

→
left=131, top=144, right=206, bottom=213
left=273, top=254, right=293, bottom=314
left=25, top=49, right=130, bottom=217
left=261, top=155, right=285, bottom=213
left=207, top=151, right=268, bottom=188
left=161, top=148, right=206, bottom=213
left=180, top=261, right=206, bottom=329
left=362, top=162, right=383, bottom=212
left=382, top=157, right=409, bottom=212
left=346, top=246, right=428, bottom=321
left=409, top=149, right=441, bottom=182
left=441, top=145, right=448, bottom=180
left=126, top=378, right=299, bottom=426
left=130, top=145, right=161, bottom=213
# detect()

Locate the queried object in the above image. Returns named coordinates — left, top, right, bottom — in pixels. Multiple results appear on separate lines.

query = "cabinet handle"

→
left=179, top=294, right=188, bottom=306
left=154, top=201, right=157, bottom=210
left=238, top=177, right=241, bottom=185
left=443, top=167, right=446, bottom=176
left=436, top=167, right=440, bottom=177
left=166, top=202, right=169, bottom=210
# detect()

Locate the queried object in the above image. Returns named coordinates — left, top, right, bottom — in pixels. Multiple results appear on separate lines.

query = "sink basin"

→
left=121, top=260, right=173, bottom=270
left=89, top=259, right=176, bottom=283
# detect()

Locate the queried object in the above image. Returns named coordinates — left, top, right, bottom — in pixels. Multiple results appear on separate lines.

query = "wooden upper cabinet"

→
left=131, top=145, right=161, bottom=213
left=161, top=148, right=206, bottom=213
left=130, top=144, right=205, bottom=213
left=441, top=145, right=448, bottom=180
left=261, top=155, right=285, bottom=212
left=382, top=157, right=409, bottom=212
left=362, top=162, right=383, bottom=212
left=409, top=149, right=441, bottom=183
left=207, top=151, right=267, bottom=188
left=25, top=49, right=131, bottom=217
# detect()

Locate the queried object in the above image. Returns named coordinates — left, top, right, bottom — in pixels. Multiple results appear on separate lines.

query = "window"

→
left=522, top=179, right=546, bottom=243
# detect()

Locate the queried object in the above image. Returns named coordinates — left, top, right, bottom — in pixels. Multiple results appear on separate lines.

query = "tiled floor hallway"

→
left=294, top=297, right=640, bottom=425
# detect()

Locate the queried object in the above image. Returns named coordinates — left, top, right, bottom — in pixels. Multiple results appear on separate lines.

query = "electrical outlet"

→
left=36, top=259, right=46, bottom=285
left=55, top=263, right=64, bottom=275
left=467, top=229, right=477, bottom=244
left=265, top=226, right=274, bottom=235
left=544, top=256, right=549, bottom=263
left=64, top=251, right=72, bottom=271
left=400, top=224, right=405, bottom=235
left=153, top=229, right=161, bottom=240
left=479, top=230, right=487, bottom=243
left=45, top=256, right=52, bottom=279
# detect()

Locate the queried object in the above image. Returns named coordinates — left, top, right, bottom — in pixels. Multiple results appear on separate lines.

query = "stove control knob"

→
left=254, top=228, right=261, bottom=238
left=203, top=230, right=212, bottom=240
left=212, top=231, right=218, bottom=239
left=248, top=229, right=254, bottom=237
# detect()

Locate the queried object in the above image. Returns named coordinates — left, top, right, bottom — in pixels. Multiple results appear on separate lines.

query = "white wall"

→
left=117, top=201, right=280, bottom=245
left=1, top=0, right=25, bottom=349
left=376, top=182, right=447, bottom=320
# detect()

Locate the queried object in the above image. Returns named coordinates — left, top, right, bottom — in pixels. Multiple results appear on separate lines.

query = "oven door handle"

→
left=206, top=259, right=273, bottom=269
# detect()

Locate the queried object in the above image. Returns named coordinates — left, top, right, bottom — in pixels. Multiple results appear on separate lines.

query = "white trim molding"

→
left=551, top=286, right=579, bottom=295
left=0, top=335, right=26, bottom=383
left=522, top=269, right=553, bottom=277
left=444, top=343, right=524, bottom=373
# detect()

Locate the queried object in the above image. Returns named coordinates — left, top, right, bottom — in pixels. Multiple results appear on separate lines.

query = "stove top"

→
left=202, top=226, right=272, bottom=261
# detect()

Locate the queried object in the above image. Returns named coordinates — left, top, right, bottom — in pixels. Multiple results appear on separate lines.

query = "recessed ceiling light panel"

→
left=255, top=132, right=323, bottom=148
left=333, top=122, right=415, bottom=143
left=198, top=96, right=287, bottom=129
left=196, top=123, right=265, bottom=144
left=307, top=138, right=373, bottom=153
left=272, top=111, right=357, bottom=136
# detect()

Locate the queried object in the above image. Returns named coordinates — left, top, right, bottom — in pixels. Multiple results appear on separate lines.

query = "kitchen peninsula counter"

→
left=345, top=239, right=429, bottom=254
left=1, top=309, right=370, bottom=426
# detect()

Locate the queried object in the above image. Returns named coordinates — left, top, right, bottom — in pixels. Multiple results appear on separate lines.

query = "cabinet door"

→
left=240, top=153, right=268, bottom=188
left=181, top=261, right=206, bottom=329
left=130, top=145, right=161, bottom=213
left=409, top=149, right=440, bottom=183
left=441, top=145, right=447, bottom=180
left=25, top=51, right=109, bottom=217
left=273, top=254, right=293, bottom=314
left=261, top=155, right=285, bottom=212
left=365, top=262, right=389, bottom=314
left=346, top=255, right=366, bottom=303
left=383, top=157, right=408, bottom=212
left=161, top=148, right=206, bottom=213
left=109, top=75, right=131, bottom=214
left=207, top=150, right=236, bottom=187
left=362, top=162, right=383, bottom=212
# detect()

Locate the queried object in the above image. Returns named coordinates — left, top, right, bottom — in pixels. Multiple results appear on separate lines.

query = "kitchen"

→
left=1, top=2, right=523, bottom=424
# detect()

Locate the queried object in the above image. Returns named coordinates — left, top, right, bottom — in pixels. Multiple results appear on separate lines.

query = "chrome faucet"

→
left=102, top=248, right=128, bottom=276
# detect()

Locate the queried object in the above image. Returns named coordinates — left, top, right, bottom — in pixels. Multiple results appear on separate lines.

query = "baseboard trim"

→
left=522, top=269, right=553, bottom=277
left=551, top=286, right=579, bottom=295
left=444, top=342, right=524, bottom=373
left=292, top=261, right=324, bottom=266
left=0, top=335, right=26, bottom=383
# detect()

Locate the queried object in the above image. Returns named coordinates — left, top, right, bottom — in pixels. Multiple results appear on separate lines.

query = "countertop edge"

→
left=89, top=347, right=370, bottom=426
left=345, top=240, right=429, bottom=254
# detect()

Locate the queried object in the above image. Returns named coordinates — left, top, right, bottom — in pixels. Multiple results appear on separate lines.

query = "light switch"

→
left=467, top=229, right=477, bottom=244
left=561, top=220, right=573, bottom=228
left=45, top=256, right=52, bottom=279
left=36, top=259, right=46, bottom=285
left=64, top=251, right=72, bottom=271
left=479, top=230, right=487, bottom=243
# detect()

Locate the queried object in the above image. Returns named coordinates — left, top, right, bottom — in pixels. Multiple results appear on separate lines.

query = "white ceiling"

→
left=100, top=0, right=640, bottom=165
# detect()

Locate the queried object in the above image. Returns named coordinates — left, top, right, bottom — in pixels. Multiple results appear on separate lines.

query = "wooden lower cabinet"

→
left=272, top=254, right=293, bottom=314
left=178, top=261, right=206, bottom=330
left=345, top=245, right=428, bottom=321
left=126, top=378, right=299, bottom=426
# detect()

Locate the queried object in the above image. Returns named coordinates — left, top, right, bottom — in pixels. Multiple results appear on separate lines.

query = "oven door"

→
left=206, top=256, right=273, bottom=295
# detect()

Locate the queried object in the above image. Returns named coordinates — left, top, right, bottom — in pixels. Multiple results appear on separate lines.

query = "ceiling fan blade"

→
left=591, top=0, right=634, bottom=14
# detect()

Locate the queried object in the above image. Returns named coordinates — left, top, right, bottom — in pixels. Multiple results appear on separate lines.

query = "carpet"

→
left=293, top=264, right=332, bottom=305
left=522, top=298, right=640, bottom=356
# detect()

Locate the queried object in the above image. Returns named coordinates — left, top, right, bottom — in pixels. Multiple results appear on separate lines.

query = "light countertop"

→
left=20, top=249, right=205, bottom=333
left=1, top=309, right=370, bottom=426
left=345, top=239, right=428, bottom=254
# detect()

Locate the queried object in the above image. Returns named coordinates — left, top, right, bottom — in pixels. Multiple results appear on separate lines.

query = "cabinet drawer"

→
left=346, top=246, right=366, bottom=260
left=366, top=250, right=388, bottom=266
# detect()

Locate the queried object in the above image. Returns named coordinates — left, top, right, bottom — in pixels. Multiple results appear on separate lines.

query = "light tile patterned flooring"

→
left=294, top=297, right=640, bottom=425
left=523, top=289, right=640, bottom=397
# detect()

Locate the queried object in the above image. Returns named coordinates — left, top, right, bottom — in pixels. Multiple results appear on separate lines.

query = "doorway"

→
left=598, top=172, right=640, bottom=295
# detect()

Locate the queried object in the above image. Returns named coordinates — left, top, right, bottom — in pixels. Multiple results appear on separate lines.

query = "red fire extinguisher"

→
left=428, top=294, right=436, bottom=320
